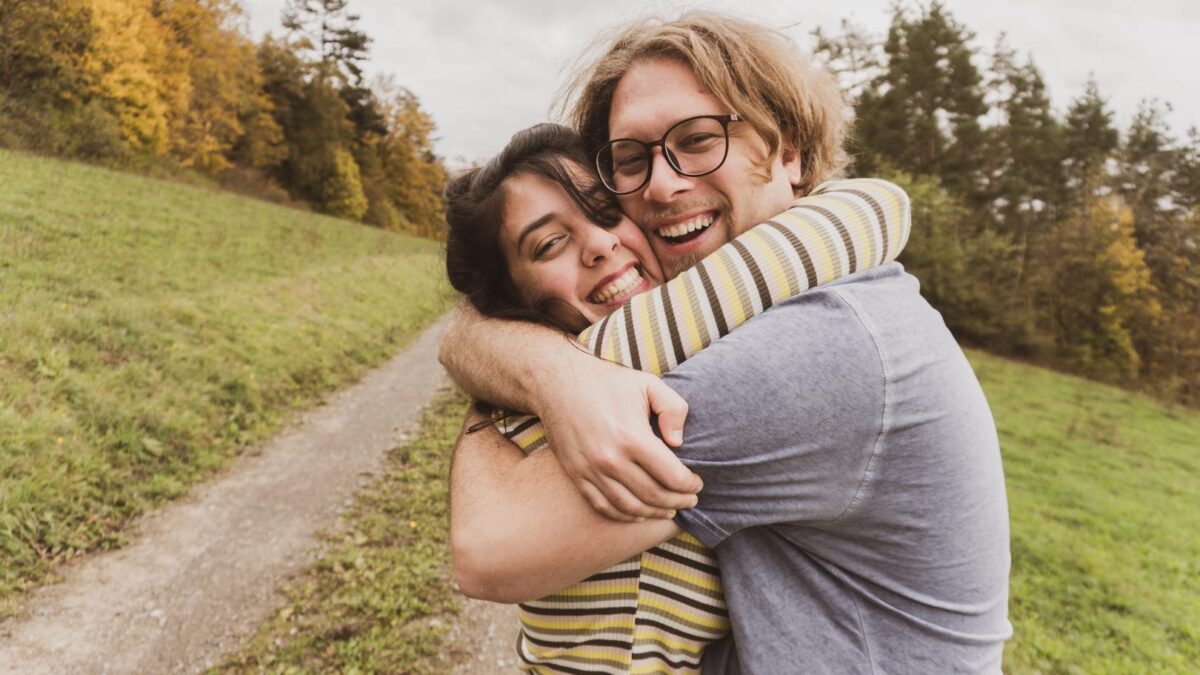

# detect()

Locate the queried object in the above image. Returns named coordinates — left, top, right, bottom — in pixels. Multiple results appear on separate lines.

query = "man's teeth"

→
left=591, top=267, right=643, bottom=304
left=659, top=215, right=714, bottom=240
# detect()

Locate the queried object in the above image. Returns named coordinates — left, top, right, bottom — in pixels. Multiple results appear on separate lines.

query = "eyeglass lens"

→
left=599, top=116, right=730, bottom=194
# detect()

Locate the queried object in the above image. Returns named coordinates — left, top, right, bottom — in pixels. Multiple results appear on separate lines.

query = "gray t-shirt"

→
left=666, top=263, right=1011, bottom=674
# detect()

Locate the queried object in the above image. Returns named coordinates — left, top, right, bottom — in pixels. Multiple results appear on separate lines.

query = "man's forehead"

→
left=607, top=58, right=725, bottom=137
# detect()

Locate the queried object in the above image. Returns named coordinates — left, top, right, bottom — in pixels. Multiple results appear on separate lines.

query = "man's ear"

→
left=781, top=146, right=803, bottom=187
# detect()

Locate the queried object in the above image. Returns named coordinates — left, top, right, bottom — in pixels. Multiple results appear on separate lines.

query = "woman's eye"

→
left=534, top=235, right=565, bottom=259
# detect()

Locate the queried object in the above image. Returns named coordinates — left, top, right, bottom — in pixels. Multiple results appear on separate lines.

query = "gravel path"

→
left=0, top=315, right=519, bottom=674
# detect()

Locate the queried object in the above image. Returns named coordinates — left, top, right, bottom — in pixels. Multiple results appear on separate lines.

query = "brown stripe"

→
left=765, top=219, right=819, bottom=288
left=622, top=303, right=641, bottom=371
left=693, top=263, right=729, bottom=337
left=592, top=311, right=615, bottom=358
left=845, top=187, right=890, bottom=257
left=795, top=204, right=859, bottom=273
left=730, top=238, right=773, bottom=311
left=657, top=284, right=687, bottom=365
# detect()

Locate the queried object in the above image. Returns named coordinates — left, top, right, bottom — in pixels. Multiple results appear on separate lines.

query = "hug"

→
left=441, top=12, right=1011, bottom=675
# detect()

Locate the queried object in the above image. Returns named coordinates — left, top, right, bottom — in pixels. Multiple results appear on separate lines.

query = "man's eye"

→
left=676, top=133, right=720, bottom=152
left=614, top=154, right=648, bottom=175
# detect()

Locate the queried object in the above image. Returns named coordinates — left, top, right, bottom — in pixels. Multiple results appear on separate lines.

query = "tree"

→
left=979, top=40, right=1065, bottom=289
left=1061, top=78, right=1119, bottom=186
left=153, top=0, right=273, bottom=172
left=1033, top=185, right=1160, bottom=383
left=281, top=0, right=370, bottom=86
left=82, top=0, right=177, bottom=155
left=854, top=2, right=987, bottom=196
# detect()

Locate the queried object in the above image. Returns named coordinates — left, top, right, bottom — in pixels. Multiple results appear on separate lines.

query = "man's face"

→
left=608, top=57, right=802, bottom=279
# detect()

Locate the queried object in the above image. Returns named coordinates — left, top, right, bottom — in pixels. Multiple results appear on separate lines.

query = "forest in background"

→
left=0, top=0, right=446, bottom=238
left=816, top=2, right=1199, bottom=405
left=2, top=0, right=1196, bottom=405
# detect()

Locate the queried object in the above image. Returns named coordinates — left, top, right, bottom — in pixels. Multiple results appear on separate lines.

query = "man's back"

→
left=664, top=263, right=1011, bottom=673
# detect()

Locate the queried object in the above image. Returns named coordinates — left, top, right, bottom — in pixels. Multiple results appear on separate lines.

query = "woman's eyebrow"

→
left=516, top=213, right=557, bottom=251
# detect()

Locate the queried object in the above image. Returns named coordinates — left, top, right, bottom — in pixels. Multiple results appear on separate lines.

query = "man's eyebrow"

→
left=516, top=213, right=557, bottom=252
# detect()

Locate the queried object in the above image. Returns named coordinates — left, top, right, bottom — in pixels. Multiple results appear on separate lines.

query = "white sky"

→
left=241, top=0, right=1200, bottom=167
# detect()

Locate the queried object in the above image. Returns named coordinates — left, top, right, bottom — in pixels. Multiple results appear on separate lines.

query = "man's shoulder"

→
left=661, top=261, right=948, bottom=395
left=662, top=266, right=889, bottom=396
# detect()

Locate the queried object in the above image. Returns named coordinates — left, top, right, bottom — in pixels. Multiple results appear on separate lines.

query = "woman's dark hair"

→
left=445, top=123, right=622, bottom=333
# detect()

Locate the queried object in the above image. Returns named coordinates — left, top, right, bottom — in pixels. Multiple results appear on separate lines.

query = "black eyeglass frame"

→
left=595, top=113, right=743, bottom=195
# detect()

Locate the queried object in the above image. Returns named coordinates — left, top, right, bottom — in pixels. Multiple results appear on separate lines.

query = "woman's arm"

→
left=449, top=406, right=682, bottom=603
left=439, top=303, right=702, bottom=521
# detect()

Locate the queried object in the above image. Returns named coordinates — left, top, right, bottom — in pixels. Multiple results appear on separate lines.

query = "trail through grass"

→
left=214, top=388, right=467, bottom=674
left=0, top=149, right=456, bottom=614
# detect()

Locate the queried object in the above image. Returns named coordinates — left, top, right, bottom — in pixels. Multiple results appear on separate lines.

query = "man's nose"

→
left=642, top=147, right=692, bottom=204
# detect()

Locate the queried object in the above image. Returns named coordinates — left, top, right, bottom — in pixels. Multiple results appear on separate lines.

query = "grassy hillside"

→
left=971, top=351, right=1199, bottom=672
left=0, top=149, right=456, bottom=615
left=218, top=353, right=1198, bottom=673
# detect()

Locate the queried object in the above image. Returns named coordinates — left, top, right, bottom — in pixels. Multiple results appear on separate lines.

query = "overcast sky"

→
left=241, top=0, right=1200, bottom=166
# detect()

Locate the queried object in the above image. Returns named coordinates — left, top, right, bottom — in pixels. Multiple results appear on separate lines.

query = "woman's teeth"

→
left=590, top=267, right=644, bottom=304
left=659, top=215, right=714, bottom=240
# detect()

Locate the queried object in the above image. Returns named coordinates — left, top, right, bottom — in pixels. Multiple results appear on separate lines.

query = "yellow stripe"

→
left=708, top=250, right=748, bottom=326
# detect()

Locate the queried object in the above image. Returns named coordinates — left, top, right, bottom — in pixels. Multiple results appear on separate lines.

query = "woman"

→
left=444, top=122, right=911, bottom=673
left=445, top=123, right=729, bottom=674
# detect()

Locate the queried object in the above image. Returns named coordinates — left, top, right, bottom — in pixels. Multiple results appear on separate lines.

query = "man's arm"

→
left=449, top=406, right=681, bottom=603
left=439, top=302, right=701, bottom=520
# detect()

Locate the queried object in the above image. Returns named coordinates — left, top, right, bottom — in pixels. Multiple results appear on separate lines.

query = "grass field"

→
left=0, top=149, right=456, bottom=615
left=972, top=351, right=1200, bottom=672
left=218, top=353, right=1199, bottom=673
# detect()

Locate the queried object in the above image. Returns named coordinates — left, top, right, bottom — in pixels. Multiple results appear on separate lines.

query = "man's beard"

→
left=664, top=253, right=702, bottom=279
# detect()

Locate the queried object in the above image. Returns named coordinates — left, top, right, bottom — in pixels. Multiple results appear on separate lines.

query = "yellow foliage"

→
left=83, top=0, right=176, bottom=154
left=155, top=0, right=269, bottom=172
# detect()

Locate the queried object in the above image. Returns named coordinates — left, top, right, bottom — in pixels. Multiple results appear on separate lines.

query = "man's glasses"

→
left=595, top=114, right=742, bottom=195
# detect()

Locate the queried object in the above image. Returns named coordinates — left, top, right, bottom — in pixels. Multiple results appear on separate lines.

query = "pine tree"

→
left=1062, top=78, right=1119, bottom=186
left=855, top=2, right=987, bottom=196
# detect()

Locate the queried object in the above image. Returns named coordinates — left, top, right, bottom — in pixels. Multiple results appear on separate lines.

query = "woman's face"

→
left=499, top=169, right=664, bottom=325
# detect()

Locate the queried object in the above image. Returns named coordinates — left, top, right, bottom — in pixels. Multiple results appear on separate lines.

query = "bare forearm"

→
left=438, top=302, right=587, bottom=413
left=449, top=410, right=679, bottom=603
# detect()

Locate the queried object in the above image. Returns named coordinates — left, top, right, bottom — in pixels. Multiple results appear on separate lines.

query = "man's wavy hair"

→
left=561, top=12, right=849, bottom=197
left=444, top=123, right=622, bottom=334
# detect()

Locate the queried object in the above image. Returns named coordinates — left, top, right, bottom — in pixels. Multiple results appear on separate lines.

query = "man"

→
left=445, top=13, right=1011, bottom=673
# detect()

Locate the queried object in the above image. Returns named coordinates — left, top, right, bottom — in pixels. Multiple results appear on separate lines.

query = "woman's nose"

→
left=582, top=227, right=620, bottom=266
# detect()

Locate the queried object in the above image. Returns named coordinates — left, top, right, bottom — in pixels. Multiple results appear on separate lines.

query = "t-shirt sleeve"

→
left=664, top=287, right=886, bottom=547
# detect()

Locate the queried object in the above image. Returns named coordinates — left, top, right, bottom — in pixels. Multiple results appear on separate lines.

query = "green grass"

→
left=969, top=350, right=1199, bottom=673
left=213, top=388, right=468, bottom=675
left=0, top=149, right=456, bottom=615
left=217, top=351, right=1198, bottom=673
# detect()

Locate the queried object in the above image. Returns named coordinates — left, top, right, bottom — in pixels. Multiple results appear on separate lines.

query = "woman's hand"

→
left=534, top=356, right=702, bottom=522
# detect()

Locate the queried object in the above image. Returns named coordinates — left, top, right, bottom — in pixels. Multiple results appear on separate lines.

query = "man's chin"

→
left=663, top=253, right=702, bottom=280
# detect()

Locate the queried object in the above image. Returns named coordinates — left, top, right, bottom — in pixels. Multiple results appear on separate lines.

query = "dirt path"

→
left=0, top=315, right=521, bottom=674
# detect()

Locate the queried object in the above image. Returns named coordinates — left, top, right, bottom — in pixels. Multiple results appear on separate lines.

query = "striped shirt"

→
left=497, top=178, right=912, bottom=674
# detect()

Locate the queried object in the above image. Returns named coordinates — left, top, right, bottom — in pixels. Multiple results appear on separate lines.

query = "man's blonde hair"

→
left=562, top=12, right=848, bottom=197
